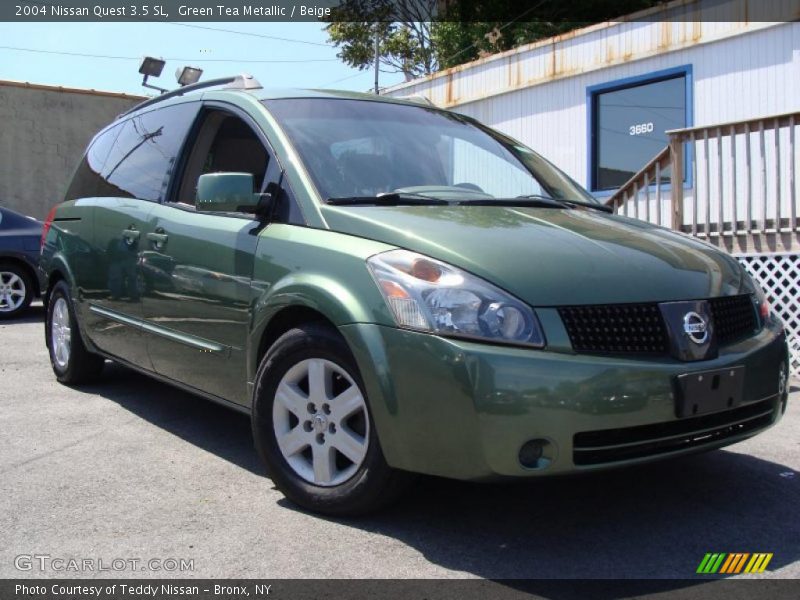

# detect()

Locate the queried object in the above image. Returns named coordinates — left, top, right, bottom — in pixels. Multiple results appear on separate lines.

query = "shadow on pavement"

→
left=333, top=448, right=799, bottom=579
left=82, top=362, right=799, bottom=581
left=3, top=303, right=45, bottom=324
left=79, top=362, right=262, bottom=476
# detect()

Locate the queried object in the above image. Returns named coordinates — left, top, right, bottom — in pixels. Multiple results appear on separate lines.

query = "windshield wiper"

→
left=517, top=194, right=614, bottom=213
left=456, top=196, right=569, bottom=209
left=325, top=192, right=450, bottom=206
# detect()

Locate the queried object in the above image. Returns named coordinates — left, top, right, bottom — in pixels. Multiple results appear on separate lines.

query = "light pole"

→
left=374, top=25, right=380, bottom=94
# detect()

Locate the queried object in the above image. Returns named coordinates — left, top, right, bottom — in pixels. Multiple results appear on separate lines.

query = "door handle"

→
left=146, top=232, right=169, bottom=249
left=121, top=228, right=140, bottom=244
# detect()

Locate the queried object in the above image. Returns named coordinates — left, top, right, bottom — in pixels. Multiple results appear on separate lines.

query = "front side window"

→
left=264, top=98, right=596, bottom=204
left=592, top=72, right=688, bottom=191
left=174, top=109, right=303, bottom=224
left=176, top=111, right=269, bottom=205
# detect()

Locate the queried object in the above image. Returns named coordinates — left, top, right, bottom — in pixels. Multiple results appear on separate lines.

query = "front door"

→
left=140, top=106, right=279, bottom=405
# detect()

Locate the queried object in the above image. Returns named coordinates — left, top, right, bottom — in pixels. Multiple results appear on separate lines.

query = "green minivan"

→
left=40, top=75, right=790, bottom=515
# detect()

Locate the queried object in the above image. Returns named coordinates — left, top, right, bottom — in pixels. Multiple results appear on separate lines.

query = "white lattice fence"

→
left=736, top=253, right=800, bottom=378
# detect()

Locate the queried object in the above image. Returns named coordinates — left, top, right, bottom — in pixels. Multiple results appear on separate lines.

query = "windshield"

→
left=264, top=98, right=598, bottom=204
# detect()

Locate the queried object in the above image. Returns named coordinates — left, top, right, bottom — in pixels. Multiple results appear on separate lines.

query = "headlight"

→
left=367, top=249, right=545, bottom=347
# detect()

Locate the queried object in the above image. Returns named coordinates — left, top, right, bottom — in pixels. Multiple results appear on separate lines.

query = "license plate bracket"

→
left=674, top=366, right=745, bottom=418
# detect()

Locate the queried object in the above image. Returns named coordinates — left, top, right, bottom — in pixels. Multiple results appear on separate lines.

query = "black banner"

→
left=3, top=579, right=800, bottom=600
left=4, top=0, right=800, bottom=23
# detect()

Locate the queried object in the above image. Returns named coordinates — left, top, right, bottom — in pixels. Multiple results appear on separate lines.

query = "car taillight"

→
left=40, top=205, right=58, bottom=250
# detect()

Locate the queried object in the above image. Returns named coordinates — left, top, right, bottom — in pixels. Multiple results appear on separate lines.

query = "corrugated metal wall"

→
left=384, top=20, right=800, bottom=192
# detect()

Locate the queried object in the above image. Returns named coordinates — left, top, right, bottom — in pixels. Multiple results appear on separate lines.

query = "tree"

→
left=326, top=1, right=438, bottom=80
left=433, top=0, right=665, bottom=69
left=325, top=0, right=665, bottom=81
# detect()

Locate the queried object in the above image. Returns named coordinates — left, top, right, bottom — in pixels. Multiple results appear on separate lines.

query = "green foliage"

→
left=326, top=1, right=437, bottom=78
left=327, top=21, right=435, bottom=78
left=325, top=0, right=665, bottom=81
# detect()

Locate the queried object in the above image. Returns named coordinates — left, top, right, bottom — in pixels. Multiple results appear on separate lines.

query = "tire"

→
left=0, top=262, right=34, bottom=319
left=252, top=322, right=411, bottom=516
left=46, top=279, right=104, bottom=385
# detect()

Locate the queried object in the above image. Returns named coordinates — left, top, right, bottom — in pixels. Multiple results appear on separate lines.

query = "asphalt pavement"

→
left=1, top=304, right=798, bottom=580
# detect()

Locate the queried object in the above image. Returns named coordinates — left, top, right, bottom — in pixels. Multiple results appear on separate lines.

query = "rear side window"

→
left=101, top=103, right=198, bottom=202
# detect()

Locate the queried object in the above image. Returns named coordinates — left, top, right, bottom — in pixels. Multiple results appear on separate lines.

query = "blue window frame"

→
left=587, top=65, right=693, bottom=194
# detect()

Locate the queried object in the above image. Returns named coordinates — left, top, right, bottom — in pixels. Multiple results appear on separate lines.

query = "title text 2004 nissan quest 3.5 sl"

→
left=40, top=75, right=790, bottom=515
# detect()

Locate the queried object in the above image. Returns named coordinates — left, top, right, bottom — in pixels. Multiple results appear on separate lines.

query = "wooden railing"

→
left=607, top=110, right=800, bottom=249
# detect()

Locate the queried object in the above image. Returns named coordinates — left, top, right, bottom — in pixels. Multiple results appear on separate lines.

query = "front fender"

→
left=256, top=272, right=376, bottom=326
left=247, top=224, right=397, bottom=382
left=247, top=271, right=393, bottom=383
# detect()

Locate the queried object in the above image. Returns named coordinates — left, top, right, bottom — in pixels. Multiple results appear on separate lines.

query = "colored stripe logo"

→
left=697, top=553, right=773, bottom=574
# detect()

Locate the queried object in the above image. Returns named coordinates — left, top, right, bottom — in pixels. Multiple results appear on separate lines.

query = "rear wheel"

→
left=252, top=322, right=411, bottom=516
left=46, top=280, right=104, bottom=384
left=0, top=262, right=33, bottom=319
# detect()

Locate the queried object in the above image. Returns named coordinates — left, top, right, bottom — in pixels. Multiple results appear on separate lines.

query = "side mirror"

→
left=196, top=172, right=261, bottom=213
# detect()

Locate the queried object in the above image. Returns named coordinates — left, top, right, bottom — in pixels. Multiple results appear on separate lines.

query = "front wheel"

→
left=252, top=323, right=411, bottom=516
left=46, top=280, right=104, bottom=384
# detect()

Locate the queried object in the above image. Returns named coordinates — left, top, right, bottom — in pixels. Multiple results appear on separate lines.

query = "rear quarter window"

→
left=64, top=123, right=122, bottom=201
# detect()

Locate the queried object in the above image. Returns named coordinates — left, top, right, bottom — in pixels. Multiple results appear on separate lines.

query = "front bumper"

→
left=340, top=319, right=789, bottom=480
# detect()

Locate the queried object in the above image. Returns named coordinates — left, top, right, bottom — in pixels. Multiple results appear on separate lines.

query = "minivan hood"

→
left=322, top=205, right=747, bottom=306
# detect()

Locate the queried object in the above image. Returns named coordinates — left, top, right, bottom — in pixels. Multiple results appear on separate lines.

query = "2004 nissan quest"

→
left=40, top=74, right=790, bottom=515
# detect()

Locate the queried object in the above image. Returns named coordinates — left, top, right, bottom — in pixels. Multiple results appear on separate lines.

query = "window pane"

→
left=64, top=123, right=122, bottom=201
left=202, top=116, right=268, bottom=190
left=101, top=103, right=197, bottom=202
left=451, top=138, right=544, bottom=197
left=595, top=75, right=686, bottom=190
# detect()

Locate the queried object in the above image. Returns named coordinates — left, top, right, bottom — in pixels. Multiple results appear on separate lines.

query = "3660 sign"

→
left=629, top=121, right=655, bottom=136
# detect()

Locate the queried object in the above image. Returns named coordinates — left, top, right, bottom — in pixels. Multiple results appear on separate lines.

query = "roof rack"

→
left=118, top=73, right=262, bottom=118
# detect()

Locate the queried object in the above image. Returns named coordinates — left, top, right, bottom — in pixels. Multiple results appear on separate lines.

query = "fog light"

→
left=518, top=438, right=555, bottom=470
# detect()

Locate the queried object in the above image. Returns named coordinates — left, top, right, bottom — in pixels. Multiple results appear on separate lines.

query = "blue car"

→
left=0, top=206, right=43, bottom=318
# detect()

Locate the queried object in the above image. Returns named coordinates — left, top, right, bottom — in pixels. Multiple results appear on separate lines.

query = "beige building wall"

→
left=0, top=80, right=143, bottom=219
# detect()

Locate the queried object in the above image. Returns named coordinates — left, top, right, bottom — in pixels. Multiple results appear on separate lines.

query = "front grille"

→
left=573, top=398, right=776, bottom=466
left=559, top=294, right=758, bottom=356
left=558, top=303, right=669, bottom=355
left=709, top=295, right=758, bottom=344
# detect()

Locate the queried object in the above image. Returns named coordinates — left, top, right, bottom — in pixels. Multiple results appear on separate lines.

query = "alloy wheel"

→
left=272, top=358, right=370, bottom=487
left=0, top=271, right=26, bottom=313
left=51, top=297, right=72, bottom=369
